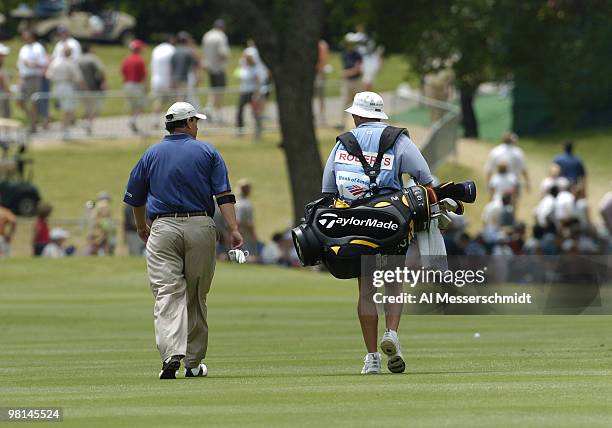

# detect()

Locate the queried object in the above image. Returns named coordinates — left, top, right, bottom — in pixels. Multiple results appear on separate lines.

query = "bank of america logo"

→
left=346, top=185, right=366, bottom=196
left=318, top=213, right=338, bottom=229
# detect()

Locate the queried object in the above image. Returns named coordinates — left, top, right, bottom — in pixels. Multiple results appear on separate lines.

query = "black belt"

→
left=155, top=211, right=208, bottom=219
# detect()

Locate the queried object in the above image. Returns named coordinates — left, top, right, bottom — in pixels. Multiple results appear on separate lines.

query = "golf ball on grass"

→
left=473, top=332, right=480, bottom=339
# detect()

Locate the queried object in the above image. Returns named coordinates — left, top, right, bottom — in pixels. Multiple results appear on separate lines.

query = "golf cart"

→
left=0, top=119, right=40, bottom=216
left=11, top=0, right=135, bottom=44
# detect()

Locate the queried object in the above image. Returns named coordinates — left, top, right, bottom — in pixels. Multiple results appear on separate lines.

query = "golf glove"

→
left=228, top=249, right=250, bottom=264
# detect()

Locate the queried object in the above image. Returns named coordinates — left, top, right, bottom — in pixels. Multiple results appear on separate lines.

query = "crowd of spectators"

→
left=445, top=136, right=611, bottom=257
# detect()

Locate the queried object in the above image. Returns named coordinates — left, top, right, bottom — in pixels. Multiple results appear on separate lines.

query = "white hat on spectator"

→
left=345, top=91, right=388, bottom=120
left=50, top=228, right=69, bottom=241
left=165, top=102, right=207, bottom=123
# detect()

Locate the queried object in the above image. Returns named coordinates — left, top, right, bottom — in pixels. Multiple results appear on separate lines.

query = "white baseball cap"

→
left=50, top=228, right=69, bottom=240
left=165, top=102, right=207, bottom=123
left=345, top=91, right=388, bottom=120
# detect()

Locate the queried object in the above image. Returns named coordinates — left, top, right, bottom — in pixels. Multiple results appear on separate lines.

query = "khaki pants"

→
left=145, top=216, right=216, bottom=367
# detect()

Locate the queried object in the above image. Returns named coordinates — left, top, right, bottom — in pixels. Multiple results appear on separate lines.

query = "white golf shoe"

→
left=185, top=363, right=208, bottom=378
left=361, top=352, right=382, bottom=374
left=380, top=329, right=406, bottom=373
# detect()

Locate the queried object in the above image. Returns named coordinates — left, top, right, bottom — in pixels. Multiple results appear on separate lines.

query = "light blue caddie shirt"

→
left=322, top=122, right=433, bottom=199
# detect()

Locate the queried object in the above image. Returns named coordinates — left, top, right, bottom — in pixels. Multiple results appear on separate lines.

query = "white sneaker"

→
left=185, top=363, right=208, bottom=378
left=380, top=329, right=406, bottom=373
left=361, top=352, right=382, bottom=374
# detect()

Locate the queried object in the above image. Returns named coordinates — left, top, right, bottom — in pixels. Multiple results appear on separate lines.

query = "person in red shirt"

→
left=121, top=39, right=147, bottom=134
left=33, top=202, right=52, bottom=256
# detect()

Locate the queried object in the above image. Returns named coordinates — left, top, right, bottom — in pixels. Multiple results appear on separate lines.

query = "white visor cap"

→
left=344, top=91, right=388, bottom=120
left=165, top=102, right=207, bottom=123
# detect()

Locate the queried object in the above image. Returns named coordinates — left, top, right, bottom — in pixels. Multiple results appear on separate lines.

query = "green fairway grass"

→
left=1, top=258, right=611, bottom=427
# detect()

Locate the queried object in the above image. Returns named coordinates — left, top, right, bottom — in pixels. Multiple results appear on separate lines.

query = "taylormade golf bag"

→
left=292, top=180, right=476, bottom=279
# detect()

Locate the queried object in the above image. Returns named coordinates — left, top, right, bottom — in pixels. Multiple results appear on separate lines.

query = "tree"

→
left=357, top=0, right=504, bottom=139
left=221, top=0, right=325, bottom=223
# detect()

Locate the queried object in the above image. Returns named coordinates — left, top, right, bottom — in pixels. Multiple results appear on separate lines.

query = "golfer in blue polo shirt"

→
left=124, top=101, right=243, bottom=380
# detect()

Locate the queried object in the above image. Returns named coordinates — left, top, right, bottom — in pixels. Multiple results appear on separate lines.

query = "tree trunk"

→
left=222, top=0, right=325, bottom=224
left=460, top=87, right=479, bottom=138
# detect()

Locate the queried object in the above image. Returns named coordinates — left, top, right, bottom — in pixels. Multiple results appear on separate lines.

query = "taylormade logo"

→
left=318, top=213, right=399, bottom=231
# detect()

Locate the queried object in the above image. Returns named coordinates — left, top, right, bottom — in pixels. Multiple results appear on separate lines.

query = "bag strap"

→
left=337, top=126, right=409, bottom=188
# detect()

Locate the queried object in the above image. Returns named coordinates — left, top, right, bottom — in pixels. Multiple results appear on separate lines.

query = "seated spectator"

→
left=42, top=228, right=69, bottom=258
left=261, top=232, right=283, bottom=265
left=482, top=194, right=514, bottom=243
left=540, top=163, right=570, bottom=196
left=33, top=202, right=53, bottom=256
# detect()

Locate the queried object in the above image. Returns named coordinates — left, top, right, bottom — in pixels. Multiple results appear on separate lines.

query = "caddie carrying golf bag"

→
left=291, top=126, right=476, bottom=279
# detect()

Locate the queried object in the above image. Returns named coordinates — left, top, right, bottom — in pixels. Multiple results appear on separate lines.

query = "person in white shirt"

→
left=554, top=188, right=576, bottom=227
left=534, top=186, right=558, bottom=229
left=52, top=27, right=82, bottom=59
left=202, top=19, right=230, bottom=121
left=46, top=46, right=85, bottom=140
left=42, top=228, right=69, bottom=258
left=488, top=162, right=518, bottom=201
left=540, top=163, right=570, bottom=196
left=150, top=35, right=176, bottom=118
left=17, top=30, right=48, bottom=132
left=485, top=132, right=531, bottom=203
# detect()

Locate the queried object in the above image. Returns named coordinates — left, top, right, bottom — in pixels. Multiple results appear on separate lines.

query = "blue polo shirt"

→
left=123, top=133, right=231, bottom=219
left=553, top=152, right=585, bottom=184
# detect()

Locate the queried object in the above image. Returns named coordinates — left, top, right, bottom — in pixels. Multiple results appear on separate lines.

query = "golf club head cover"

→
left=434, top=181, right=477, bottom=204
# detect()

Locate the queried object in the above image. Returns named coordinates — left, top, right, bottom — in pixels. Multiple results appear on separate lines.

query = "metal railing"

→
left=391, top=85, right=461, bottom=171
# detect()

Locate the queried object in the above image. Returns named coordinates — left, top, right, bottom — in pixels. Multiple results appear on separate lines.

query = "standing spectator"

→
left=123, top=203, right=145, bottom=256
left=534, top=185, right=558, bottom=230
left=554, top=186, right=576, bottom=228
left=202, top=19, right=230, bottom=122
left=121, top=39, right=147, bottom=134
left=484, top=132, right=530, bottom=207
left=235, top=179, right=258, bottom=260
left=236, top=52, right=262, bottom=139
left=150, top=35, right=176, bottom=120
left=17, top=30, right=47, bottom=132
left=185, top=32, right=203, bottom=109
left=77, top=44, right=106, bottom=135
left=340, top=33, right=362, bottom=129
left=46, top=47, right=85, bottom=140
left=42, top=228, right=69, bottom=258
left=553, top=140, right=586, bottom=185
left=243, top=40, right=269, bottom=123
left=355, top=24, right=384, bottom=91
left=33, top=202, right=52, bottom=256
left=0, top=202, right=16, bottom=257
left=37, top=41, right=51, bottom=130
left=488, top=162, right=518, bottom=201
left=0, top=43, right=11, bottom=118
left=171, top=32, right=197, bottom=101
left=52, top=27, right=81, bottom=59
left=314, top=39, right=329, bottom=123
